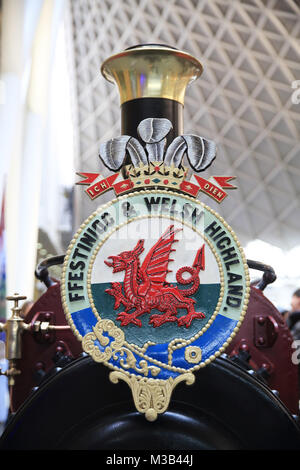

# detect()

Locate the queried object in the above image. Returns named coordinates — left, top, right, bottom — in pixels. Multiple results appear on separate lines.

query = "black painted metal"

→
left=125, top=44, right=179, bottom=51
left=247, top=259, right=277, bottom=291
left=35, top=255, right=65, bottom=288
left=121, top=98, right=183, bottom=146
left=1, top=355, right=300, bottom=450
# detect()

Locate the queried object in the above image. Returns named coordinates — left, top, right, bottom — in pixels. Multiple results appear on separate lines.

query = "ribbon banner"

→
left=76, top=173, right=119, bottom=200
left=192, top=175, right=236, bottom=203
left=76, top=172, right=236, bottom=203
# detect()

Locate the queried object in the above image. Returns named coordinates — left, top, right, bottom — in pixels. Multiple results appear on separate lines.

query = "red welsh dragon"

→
left=104, top=225, right=205, bottom=328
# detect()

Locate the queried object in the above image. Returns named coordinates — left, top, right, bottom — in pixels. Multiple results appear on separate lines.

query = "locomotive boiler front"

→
left=0, top=45, right=300, bottom=450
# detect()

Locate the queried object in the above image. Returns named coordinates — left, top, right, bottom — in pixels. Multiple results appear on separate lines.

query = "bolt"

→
left=258, top=316, right=265, bottom=325
left=44, top=313, right=51, bottom=320
left=258, top=336, right=265, bottom=345
left=40, top=321, right=50, bottom=332
left=239, top=343, right=249, bottom=351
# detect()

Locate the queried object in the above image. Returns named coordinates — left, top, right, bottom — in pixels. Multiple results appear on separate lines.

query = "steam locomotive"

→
left=0, top=45, right=299, bottom=451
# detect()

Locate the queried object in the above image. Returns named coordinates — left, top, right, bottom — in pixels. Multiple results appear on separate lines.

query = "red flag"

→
left=213, top=176, right=236, bottom=189
left=76, top=172, right=100, bottom=185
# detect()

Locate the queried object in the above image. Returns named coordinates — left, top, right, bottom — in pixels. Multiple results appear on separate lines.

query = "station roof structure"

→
left=68, top=0, right=300, bottom=250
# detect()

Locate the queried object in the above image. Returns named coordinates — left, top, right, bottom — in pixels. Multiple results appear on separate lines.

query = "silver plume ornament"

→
left=99, top=118, right=216, bottom=172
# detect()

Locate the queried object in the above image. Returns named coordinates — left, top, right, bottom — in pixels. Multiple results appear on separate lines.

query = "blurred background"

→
left=0, top=0, right=299, bottom=321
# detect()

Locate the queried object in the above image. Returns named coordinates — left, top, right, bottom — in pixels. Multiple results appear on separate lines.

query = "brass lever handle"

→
left=6, top=293, right=27, bottom=307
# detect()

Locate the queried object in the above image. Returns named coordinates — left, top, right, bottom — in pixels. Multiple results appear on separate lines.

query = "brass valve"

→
left=0, top=360, right=21, bottom=387
left=0, top=293, right=71, bottom=389
left=0, top=293, right=30, bottom=386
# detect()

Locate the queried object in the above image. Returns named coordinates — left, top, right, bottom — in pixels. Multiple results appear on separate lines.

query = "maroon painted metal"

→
left=226, top=285, right=299, bottom=415
left=11, top=282, right=82, bottom=412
